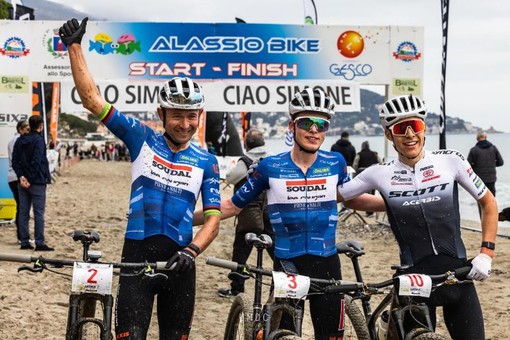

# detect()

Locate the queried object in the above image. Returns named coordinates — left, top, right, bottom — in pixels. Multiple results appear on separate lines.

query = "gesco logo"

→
left=337, top=31, right=364, bottom=58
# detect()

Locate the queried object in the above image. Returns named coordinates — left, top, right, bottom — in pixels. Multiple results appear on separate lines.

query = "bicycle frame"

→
left=336, top=240, right=471, bottom=340
left=208, top=233, right=366, bottom=340
left=0, top=230, right=168, bottom=340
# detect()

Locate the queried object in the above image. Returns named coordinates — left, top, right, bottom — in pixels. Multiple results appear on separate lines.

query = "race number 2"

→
left=71, top=262, right=114, bottom=295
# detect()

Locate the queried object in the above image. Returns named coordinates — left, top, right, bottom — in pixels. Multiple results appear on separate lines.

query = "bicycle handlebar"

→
left=206, top=256, right=364, bottom=293
left=366, top=265, right=473, bottom=290
left=0, top=252, right=169, bottom=271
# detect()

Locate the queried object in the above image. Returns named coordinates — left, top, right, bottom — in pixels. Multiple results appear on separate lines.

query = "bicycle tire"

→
left=409, top=329, right=449, bottom=340
left=268, top=328, right=301, bottom=339
left=224, top=293, right=254, bottom=340
left=344, top=295, right=370, bottom=340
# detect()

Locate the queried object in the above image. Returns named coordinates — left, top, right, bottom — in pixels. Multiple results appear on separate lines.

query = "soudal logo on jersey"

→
left=286, top=179, right=327, bottom=192
left=388, top=183, right=449, bottom=198
left=152, top=155, right=192, bottom=177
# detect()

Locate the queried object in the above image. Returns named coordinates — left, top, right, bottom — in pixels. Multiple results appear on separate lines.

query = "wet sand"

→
left=0, top=159, right=508, bottom=339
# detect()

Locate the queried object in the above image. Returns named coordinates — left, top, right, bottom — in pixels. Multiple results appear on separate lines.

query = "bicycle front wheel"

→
left=343, top=295, right=370, bottom=340
left=224, top=293, right=254, bottom=340
left=410, top=329, right=449, bottom=340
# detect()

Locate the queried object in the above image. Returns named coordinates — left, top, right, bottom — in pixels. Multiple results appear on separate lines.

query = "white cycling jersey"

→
left=339, top=149, right=487, bottom=267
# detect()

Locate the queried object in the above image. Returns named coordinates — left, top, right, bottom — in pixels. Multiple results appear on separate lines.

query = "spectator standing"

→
left=218, top=129, right=275, bottom=298
left=353, top=141, right=381, bottom=175
left=331, top=131, right=356, bottom=166
left=12, top=115, right=54, bottom=251
left=467, top=130, right=504, bottom=217
left=7, top=120, right=30, bottom=243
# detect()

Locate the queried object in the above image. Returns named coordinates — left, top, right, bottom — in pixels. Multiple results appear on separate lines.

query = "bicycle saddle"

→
left=245, top=233, right=273, bottom=249
left=336, top=240, right=365, bottom=257
left=72, top=230, right=100, bottom=244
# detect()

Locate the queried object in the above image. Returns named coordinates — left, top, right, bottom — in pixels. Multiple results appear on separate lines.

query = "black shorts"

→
left=115, top=235, right=195, bottom=340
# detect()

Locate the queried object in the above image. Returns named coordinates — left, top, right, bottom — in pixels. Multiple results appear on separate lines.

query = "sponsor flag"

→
left=439, top=0, right=449, bottom=149
left=8, top=1, right=35, bottom=20
left=32, top=82, right=42, bottom=116
left=218, top=112, right=229, bottom=156
left=49, top=82, right=60, bottom=145
left=303, top=0, right=318, bottom=25
left=241, top=112, right=251, bottom=141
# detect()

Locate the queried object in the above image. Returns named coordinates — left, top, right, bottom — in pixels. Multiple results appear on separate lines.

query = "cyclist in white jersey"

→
left=338, top=94, right=498, bottom=340
left=59, top=18, right=221, bottom=339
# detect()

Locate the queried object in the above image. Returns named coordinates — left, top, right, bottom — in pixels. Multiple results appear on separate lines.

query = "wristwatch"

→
left=187, top=242, right=201, bottom=255
left=481, top=241, right=496, bottom=250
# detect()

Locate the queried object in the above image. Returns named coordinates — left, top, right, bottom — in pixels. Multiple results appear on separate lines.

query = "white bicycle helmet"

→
left=379, top=94, right=427, bottom=128
left=289, top=88, right=335, bottom=119
left=158, top=77, right=205, bottom=110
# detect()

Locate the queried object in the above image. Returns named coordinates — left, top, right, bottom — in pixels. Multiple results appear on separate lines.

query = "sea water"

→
left=264, top=133, right=510, bottom=234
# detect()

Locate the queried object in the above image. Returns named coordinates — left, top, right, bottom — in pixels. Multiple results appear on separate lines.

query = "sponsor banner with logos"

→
left=0, top=21, right=423, bottom=86
left=61, top=79, right=360, bottom=112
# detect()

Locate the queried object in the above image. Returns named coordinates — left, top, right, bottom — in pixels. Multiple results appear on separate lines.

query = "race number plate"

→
left=272, top=271, right=310, bottom=299
left=398, top=274, right=432, bottom=297
left=71, top=262, right=114, bottom=295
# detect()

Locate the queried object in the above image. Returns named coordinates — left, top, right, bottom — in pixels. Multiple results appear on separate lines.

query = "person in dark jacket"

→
left=467, top=130, right=504, bottom=217
left=12, top=115, right=54, bottom=251
left=218, top=129, right=275, bottom=297
left=330, top=131, right=356, bottom=166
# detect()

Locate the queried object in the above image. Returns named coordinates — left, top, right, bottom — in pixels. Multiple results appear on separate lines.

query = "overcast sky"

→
left=46, top=0, right=510, bottom=132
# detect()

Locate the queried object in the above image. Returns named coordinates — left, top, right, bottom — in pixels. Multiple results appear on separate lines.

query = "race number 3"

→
left=272, top=271, right=310, bottom=299
left=398, top=274, right=432, bottom=297
left=71, top=262, right=114, bottom=295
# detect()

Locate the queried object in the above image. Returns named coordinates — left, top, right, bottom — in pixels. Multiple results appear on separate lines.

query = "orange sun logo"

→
left=337, top=31, right=364, bottom=58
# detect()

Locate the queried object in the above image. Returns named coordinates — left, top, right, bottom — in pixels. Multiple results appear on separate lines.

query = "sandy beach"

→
left=0, top=159, right=509, bottom=339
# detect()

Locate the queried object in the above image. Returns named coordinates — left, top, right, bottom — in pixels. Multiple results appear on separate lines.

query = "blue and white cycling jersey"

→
left=101, top=105, right=221, bottom=245
left=232, top=150, right=349, bottom=259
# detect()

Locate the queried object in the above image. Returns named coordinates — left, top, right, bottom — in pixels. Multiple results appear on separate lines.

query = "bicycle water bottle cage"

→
left=245, top=233, right=273, bottom=249
left=72, top=230, right=100, bottom=244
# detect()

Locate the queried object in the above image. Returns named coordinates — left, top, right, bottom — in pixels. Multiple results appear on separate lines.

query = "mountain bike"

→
left=335, top=240, right=473, bottom=340
left=206, top=232, right=370, bottom=340
left=0, top=230, right=169, bottom=340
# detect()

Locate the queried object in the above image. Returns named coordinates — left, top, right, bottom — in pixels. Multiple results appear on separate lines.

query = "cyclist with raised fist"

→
left=59, top=18, right=221, bottom=339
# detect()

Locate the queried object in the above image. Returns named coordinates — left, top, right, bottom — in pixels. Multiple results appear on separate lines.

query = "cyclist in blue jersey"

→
left=59, top=18, right=221, bottom=340
left=338, top=95, right=498, bottom=340
left=195, top=88, right=384, bottom=339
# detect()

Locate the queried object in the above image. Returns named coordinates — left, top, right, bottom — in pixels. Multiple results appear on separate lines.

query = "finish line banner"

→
left=61, top=80, right=360, bottom=112
left=0, top=21, right=423, bottom=86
